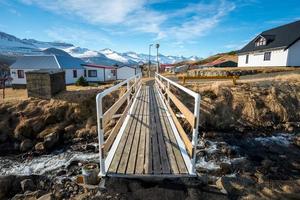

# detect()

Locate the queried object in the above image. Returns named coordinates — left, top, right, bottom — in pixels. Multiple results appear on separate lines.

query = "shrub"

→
left=76, top=76, right=88, bottom=86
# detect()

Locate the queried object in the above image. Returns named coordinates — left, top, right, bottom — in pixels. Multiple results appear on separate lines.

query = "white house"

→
left=238, top=20, right=300, bottom=67
left=116, top=66, right=142, bottom=80
left=81, top=64, right=116, bottom=82
left=10, top=55, right=85, bottom=87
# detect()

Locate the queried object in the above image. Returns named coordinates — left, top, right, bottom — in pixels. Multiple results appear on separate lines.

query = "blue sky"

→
left=0, top=0, right=299, bottom=57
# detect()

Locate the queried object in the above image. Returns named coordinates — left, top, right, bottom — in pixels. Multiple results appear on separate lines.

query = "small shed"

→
left=117, top=66, right=141, bottom=80
left=26, top=69, right=66, bottom=99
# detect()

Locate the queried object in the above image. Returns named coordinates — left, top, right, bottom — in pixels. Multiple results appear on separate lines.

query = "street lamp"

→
left=155, top=43, right=160, bottom=73
left=148, top=44, right=153, bottom=77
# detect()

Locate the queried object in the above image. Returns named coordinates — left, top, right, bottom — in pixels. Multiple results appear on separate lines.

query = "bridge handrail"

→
left=155, top=73, right=201, bottom=174
left=96, top=73, right=142, bottom=175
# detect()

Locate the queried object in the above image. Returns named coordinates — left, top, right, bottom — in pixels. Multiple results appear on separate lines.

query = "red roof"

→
left=161, top=63, right=175, bottom=67
left=81, top=64, right=116, bottom=70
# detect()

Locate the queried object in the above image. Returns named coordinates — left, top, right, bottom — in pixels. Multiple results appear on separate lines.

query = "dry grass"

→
left=0, top=88, right=28, bottom=103
left=0, top=84, right=114, bottom=103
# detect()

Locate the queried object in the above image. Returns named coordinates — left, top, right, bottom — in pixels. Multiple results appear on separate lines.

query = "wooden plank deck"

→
left=107, top=84, right=189, bottom=176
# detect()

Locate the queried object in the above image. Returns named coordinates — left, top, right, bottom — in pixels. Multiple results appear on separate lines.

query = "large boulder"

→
left=20, top=139, right=34, bottom=152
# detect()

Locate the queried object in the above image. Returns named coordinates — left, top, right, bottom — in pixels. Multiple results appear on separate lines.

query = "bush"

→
left=76, top=76, right=88, bottom=86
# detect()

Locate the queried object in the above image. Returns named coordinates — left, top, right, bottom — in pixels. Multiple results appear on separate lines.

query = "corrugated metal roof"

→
left=10, top=55, right=59, bottom=69
left=10, top=55, right=85, bottom=70
left=56, top=55, right=84, bottom=69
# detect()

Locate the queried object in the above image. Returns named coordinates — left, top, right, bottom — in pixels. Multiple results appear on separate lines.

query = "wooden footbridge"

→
left=96, top=73, right=201, bottom=177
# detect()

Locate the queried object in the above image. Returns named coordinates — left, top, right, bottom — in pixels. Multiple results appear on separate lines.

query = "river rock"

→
left=20, top=139, right=34, bottom=152
left=219, top=162, right=232, bottom=175
left=11, top=190, right=44, bottom=200
left=37, top=193, right=54, bottom=200
left=35, top=142, right=45, bottom=152
left=63, top=124, right=76, bottom=140
left=294, top=135, right=300, bottom=148
left=44, top=132, right=60, bottom=150
left=21, top=179, right=36, bottom=192
left=14, top=121, right=33, bottom=140
left=216, top=176, right=255, bottom=195
left=0, top=176, right=13, bottom=199
left=261, top=159, right=273, bottom=170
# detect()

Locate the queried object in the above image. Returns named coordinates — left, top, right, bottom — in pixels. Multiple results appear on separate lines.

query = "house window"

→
left=73, top=70, right=77, bottom=78
left=17, top=70, right=24, bottom=78
left=111, top=69, right=116, bottom=76
left=255, top=37, right=266, bottom=47
left=264, top=52, right=271, bottom=61
left=84, top=70, right=87, bottom=77
left=245, top=55, right=249, bottom=64
left=88, top=70, right=97, bottom=77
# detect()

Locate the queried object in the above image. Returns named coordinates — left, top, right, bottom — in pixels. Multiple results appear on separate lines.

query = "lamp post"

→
left=148, top=44, right=153, bottom=77
left=155, top=43, right=160, bottom=73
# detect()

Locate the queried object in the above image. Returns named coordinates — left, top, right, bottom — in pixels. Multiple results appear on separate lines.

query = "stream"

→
left=0, top=133, right=298, bottom=178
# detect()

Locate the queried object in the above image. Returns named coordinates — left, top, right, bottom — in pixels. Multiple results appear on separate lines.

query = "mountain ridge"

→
left=0, top=31, right=202, bottom=65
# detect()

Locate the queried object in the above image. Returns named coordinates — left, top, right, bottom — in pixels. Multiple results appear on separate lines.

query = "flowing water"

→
left=195, top=133, right=296, bottom=172
left=0, top=133, right=297, bottom=177
left=0, top=149, right=98, bottom=176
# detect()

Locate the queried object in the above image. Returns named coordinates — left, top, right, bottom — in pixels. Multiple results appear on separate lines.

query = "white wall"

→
left=287, top=40, right=300, bottom=67
left=65, top=69, right=84, bottom=84
left=238, top=48, right=289, bottom=67
left=104, top=69, right=116, bottom=81
left=117, top=67, right=136, bottom=80
left=10, top=68, right=84, bottom=85
left=84, top=67, right=105, bottom=82
left=10, top=69, right=33, bottom=85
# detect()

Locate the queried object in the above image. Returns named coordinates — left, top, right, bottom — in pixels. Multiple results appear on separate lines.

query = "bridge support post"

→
left=96, top=94, right=106, bottom=176
left=190, top=94, right=201, bottom=174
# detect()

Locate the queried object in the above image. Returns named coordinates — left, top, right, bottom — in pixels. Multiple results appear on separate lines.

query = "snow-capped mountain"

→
left=0, top=31, right=201, bottom=65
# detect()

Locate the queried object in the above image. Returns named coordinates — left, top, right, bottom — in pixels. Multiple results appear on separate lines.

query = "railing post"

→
left=127, top=80, right=130, bottom=103
left=96, top=94, right=106, bottom=176
left=190, top=94, right=201, bottom=174
left=167, top=81, right=170, bottom=104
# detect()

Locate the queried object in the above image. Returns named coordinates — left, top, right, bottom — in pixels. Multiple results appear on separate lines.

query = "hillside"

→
left=176, top=51, right=238, bottom=66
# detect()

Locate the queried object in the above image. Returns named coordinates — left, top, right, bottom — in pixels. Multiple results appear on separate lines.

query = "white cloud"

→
left=20, top=0, right=235, bottom=42
left=160, top=0, right=236, bottom=41
left=45, top=27, right=112, bottom=47
left=21, top=0, right=146, bottom=24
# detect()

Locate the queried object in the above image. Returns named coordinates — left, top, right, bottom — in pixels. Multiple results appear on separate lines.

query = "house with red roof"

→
left=81, top=64, right=117, bottom=82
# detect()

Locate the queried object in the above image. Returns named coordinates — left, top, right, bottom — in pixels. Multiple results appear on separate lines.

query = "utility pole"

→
left=155, top=43, right=160, bottom=73
left=148, top=44, right=153, bottom=77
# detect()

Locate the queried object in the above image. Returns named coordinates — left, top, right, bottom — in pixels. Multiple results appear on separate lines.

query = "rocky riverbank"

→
left=0, top=85, right=125, bottom=156
left=1, top=132, right=299, bottom=200
left=185, top=72, right=300, bottom=133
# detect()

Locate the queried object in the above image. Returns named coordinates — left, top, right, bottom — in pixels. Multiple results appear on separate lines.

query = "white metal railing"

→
left=96, top=73, right=142, bottom=176
left=155, top=73, right=201, bottom=174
